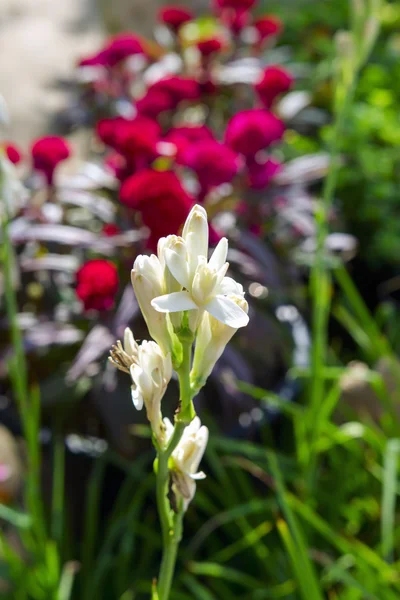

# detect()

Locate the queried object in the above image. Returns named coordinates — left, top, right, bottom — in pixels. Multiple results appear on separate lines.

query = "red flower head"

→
left=136, top=89, right=173, bottom=118
left=102, top=223, right=121, bottom=236
left=78, top=53, right=107, bottom=68
left=255, top=66, right=293, bottom=109
left=80, top=34, right=144, bottom=68
left=158, top=6, right=193, bottom=31
left=120, top=169, right=194, bottom=249
left=96, top=117, right=129, bottom=149
left=3, top=142, right=22, bottom=165
left=76, top=259, right=119, bottom=312
left=113, top=116, right=161, bottom=160
left=214, top=0, right=256, bottom=10
left=31, top=136, right=71, bottom=185
left=104, top=33, right=144, bottom=67
left=225, top=109, right=285, bottom=157
left=253, top=15, right=283, bottom=45
left=246, top=157, right=281, bottom=189
left=197, top=37, right=224, bottom=58
left=149, top=76, right=200, bottom=110
left=164, top=124, right=214, bottom=162
left=96, top=116, right=161, bottom=169
left=181, top=140, right=239, bottom=192
left=213, top=0, right=255, bottom=33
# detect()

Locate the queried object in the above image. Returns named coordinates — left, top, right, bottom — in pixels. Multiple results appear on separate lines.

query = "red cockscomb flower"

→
left=76, top=259, right=119, bottom=311
left=136, top=89, right=173, bottom=118
left=113, top=116, right=161, bottom=160
left=150, top=76, right=200, bottom=108
left=120, top=169, right=194, bottom=249
left=96, top=117, right=129, bottom=150
left=181, top=140, right=239, bottom=192
left=213, top=0, right=254, bottom=33
left=3, top=143, right=22, bottom=165
left=136, top=77, right=200, bottom=119
left=214, top=0, right=256, bottom=10
left=96, top=116, right=161, bottom=169
left=104, top=34, right=144, bottom=66
left=31, top=136, right=71, bottom=185
left=102, top=223, right=121, bottom=236
left=197, top=37, right=224, bottom=57
left=164, top=124, right=214, bottom=162
left=158, top=6, right=193, bottom=31
left=255, top=66, right=293, bottom=109
left=246, top=157, right=281, bottom=189
left=79, top=33, right=144, bottom=68
left=253, top=15, right=283, bottom=45
left=225, top=109, right=285, bottom=157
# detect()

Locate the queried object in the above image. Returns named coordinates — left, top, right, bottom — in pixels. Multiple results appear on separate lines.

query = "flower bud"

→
left=182, top=204, right=209, bottom=275
left=131, top=254, right=171, bottom=354
left=109, top=328, right=172, bottom=442
left=191, top=294, right=249, bottom=391
left=158, top=235, right=185, bottom=329
left=164, top=416, right=208, bottom=510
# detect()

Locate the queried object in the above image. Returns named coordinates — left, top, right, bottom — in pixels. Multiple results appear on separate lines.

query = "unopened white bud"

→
left=131, top=254, right=171, bottom=354
left=109, top=328, right=172, bottom=442
left=164, top=416, right=208, bottom=510
left=191, top=294, right=249, bottom=390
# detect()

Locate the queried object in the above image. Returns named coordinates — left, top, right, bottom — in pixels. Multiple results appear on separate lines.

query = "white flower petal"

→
left=208, top=238, right=228, bottom=270
left=163, top=417, right=174, bottom=441
left=219, top=276, right=245, bottom=296
left=131, top=386, right=144, bottom=410
left=215, top=262, right=229, bottom=288
left=151, top=291, right=198, bottom=313
left=205, top=295, right=249, bottom=328
left=182, top=204, right=208, bottom=241
left=164, top=248, right=190, bottom=288
left=124, top=328, right=138, bottom=356
left=189, top=471, right=207, bottom=480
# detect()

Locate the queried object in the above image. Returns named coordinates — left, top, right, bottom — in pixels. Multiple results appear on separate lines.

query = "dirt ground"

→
left=0, top=0, right=166, bottom=145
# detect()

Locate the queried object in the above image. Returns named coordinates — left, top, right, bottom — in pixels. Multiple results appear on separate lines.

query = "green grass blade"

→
left=381, top=439, right=400, bottom=561
left=267, top=451, right=324, bottom=600
left=188, top=562, right=263, bottom=590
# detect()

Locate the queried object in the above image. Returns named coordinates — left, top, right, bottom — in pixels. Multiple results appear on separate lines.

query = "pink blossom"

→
left=76, top=260, right=119, bottom=312
left=182, top=140, right=239, bottom=192
left=225, top=109, right=285, bottom=157
left=253, top=15, right=283, bottom=45
left=246, top=157, right=281, bottom=189
left=255, top=66, right=293, bottom=109
left=158, top=6, right=193, bottom=31
left=120, top=169, right=194, bottom=249
left=79, top=33, right=144, bottom=68
left=31, top=136, right=71, bottom=185
left=164, top=125, right=214, bottom=162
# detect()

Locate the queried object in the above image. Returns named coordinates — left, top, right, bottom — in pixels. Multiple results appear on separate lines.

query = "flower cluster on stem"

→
left=109, top=204, right=249, bottom=600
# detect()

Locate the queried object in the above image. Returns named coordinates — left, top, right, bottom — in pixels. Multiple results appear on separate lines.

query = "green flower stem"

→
left=156, top=337, right=195, bottom=600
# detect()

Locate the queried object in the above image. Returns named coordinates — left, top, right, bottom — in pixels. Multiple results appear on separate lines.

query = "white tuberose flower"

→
left=164, top=416, right=208, bottom=510
left=109, top=328, right=172, bottom=440
left=151, top=205, right=249, bottom=329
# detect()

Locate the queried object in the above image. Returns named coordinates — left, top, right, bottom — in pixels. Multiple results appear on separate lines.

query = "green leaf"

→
left=381, top=439, right=400, bottom=561
left=0, top=504, right=31, bottom=529
left=267, top=451, right=324, bottom=600
left=188, top=562, right=262, bottom=590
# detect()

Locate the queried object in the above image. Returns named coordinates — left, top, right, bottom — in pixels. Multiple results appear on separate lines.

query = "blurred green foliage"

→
left=268, top=0, right=400, bottom=271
